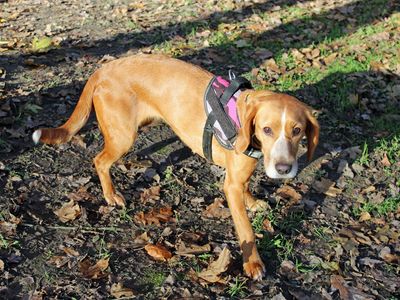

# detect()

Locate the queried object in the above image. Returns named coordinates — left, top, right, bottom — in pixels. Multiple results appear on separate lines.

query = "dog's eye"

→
left=292, top=127, right=301, bottom=136
left=263, top=127, right=273, bottom=136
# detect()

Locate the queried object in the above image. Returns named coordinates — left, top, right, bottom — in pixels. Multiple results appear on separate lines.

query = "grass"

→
left=259, top=233, right=294, bottom=261
left=227, top=277, right=248, bottom=298
left=357, top=142, right=370, bottom=165
left=353, top=195, right=400, bottom=218
left=141, top=269, right=166, bottom=288
left=0, top=233, right=19, bottom=249
left=377, top=134, right=400, bottom=164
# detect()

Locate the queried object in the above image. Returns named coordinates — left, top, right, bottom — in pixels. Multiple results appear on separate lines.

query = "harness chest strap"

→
left=202, top=76, right=262, bottom=162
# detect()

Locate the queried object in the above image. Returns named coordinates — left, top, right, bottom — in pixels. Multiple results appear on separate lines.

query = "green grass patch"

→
left=141, top=269, right=166, bottom=288
left=227, top=277, right=248, bottom=298
left=377, top=134, right=400, bottom=164
left=353, top=195, right=400, bottom=218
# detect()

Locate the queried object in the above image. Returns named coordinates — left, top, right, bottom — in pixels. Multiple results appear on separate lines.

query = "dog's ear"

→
left=235, top=93, right=258, bottom=154
left=305, top=109, right=320, bottom=162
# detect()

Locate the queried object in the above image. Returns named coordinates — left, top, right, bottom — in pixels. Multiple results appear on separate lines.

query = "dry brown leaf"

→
left=0, top=213, right=21, bottom=237
left=361, top=185, right=376, bottom=194
left=277, top=185, right=302, bottom=204
left=62, top=246, right=80, bottom=257
left=47, top=255, right=69, bottom=268
left=292, top=49, right=305, bottom=60
left=140, top=186, right=160, bottom=204
left=70, top=135, right=87, bottom=149
left=310, top=48, right=320, bottom=59
left=381, top=153, right=391, bottom=167
left=68, top=186, right=95, bottom=202
left=98, top=205, right=115, bottom=215
left=359, top=211, right=371, bottom=222
left=144, top=243, right=172, bottom=261
left=0, top=259, right=4, bottom=272
left=134, top=206, right=174, bottom=226
left=54, top=200, right=81, bottom=223
left=313, top=178, right=342, bottom=197
left=0, top=221, right=17, bottom=237
left=379, top=246, right=400, bottom=264
left=133, top=232, right=149, bottom=248
left=263, top=58, right=281, bottom=74
left=202, top=198, right=231, bottom=219
left=197, top=247, right=231, bottom=283
left=330, top=275, right=350, bottom=300
left=176, top=241, right=211, bottom=256
left=110, top=282, right=135, bottom=299
left=79, top=257, right=109, bottom=279
left=323, top=53, right=338, bottom=65
left=262, top=218, right=275, bottom=233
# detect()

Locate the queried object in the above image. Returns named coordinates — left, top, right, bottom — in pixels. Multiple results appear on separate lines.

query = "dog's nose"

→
left=275, top=163, right=292, bottom=175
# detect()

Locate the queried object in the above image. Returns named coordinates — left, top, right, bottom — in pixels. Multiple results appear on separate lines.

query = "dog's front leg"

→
left=223, top=155, right=265, bottom=280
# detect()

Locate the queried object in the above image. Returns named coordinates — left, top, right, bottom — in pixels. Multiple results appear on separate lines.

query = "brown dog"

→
left=32, top=54, right=319, bottom=280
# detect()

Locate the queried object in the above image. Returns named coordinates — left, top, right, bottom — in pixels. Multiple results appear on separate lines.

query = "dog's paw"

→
left=243, top=260, right=265, bottom=281
left=105, top=191, right=126, bottom=207
left=246, top=199, right=269, bottom=212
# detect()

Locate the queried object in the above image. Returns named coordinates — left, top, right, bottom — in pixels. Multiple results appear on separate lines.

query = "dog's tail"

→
left=32, top=72, right=98, bottom=145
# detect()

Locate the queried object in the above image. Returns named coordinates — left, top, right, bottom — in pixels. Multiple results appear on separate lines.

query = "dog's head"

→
left=236, top=91, right=319, bottom=179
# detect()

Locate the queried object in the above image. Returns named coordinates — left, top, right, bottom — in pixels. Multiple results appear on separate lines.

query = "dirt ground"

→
left=0, top=0, right=399, bottom=299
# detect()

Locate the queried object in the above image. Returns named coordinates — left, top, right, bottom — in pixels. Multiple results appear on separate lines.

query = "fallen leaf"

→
left=0, top=214, right=21, bottom=237
left=79, top=257, right=109, bottom=279
left=110, top=282, right=135, bottom=299
left=133, top=232, right=149, bottom=248
left=98, top=205, right=115, bottom=215
left=379, top=247, right=400, bottom=264
left=361, top=186, right=376, bottom=194
left=262, top=218, right=275, bottom=233
left=176, top=241, right=211, bottom=256
left=359, top=211, right=371, bottom=222
left=134, top=206, right=174, bottom=226
left=54, top=200, right=81, bottom=223
left=330, top=275, right=350, bottom=300
left=330, top=274, right=375, bottom=300
left=61, top=246, right=79, bottom=257
left=31, top=36, right=52, bottom=52
left=144, top=243, right=172, bottom=261
left=140, top=186, right=160, bottom=204
left=323, top=53, right=338, bottom=65
left=313, top=178, right=342, bottom=197
left=98, top=54, right=117, bottom=64
left=277, top=185, right=302, bottom=213
left=47, top=255, right=69, bottom=268
left=71, top=135, right=87, bottom=149
left=202, top=198, right=231, bottom=219
left=348, top=94, right=359, bottom=105
left=68, top=186, right=94, bottom=202
left=198, top=247, right=231, bottom=283
left=381, top=153, right=391, bottom=167
left=0, top=259, right=4, bottom=272
left=263, top=58, right=281, bottom=74
left=292, top=49, right=305, bottom=60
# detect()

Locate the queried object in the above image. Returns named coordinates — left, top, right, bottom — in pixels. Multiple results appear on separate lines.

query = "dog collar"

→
left=202, top=75, right=263, bottom=162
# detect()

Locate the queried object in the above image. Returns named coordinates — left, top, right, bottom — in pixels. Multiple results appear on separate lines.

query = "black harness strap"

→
left=202, top=76, right=262, bottom=162
left=220, top=77, right=252, bottom=105
left=202, top=114, right=216, bottom=161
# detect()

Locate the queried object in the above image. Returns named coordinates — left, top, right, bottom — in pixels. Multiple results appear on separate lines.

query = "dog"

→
left=32, top=54, right=319, bottom=280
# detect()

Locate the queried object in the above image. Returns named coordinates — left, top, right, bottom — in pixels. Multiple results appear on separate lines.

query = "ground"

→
left=0, top=0, right=399, bottom=299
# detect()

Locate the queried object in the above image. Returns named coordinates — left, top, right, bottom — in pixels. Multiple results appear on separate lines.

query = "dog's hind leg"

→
left=92, top=92, right=138, bottom=207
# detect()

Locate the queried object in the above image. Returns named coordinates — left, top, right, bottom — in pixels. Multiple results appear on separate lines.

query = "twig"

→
left=21, top=223, right=130, bottom=233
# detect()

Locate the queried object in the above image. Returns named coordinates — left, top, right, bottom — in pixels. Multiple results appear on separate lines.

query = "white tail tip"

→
left=32, top=129, right=42, bottom=144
